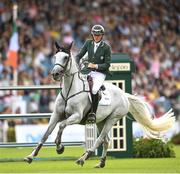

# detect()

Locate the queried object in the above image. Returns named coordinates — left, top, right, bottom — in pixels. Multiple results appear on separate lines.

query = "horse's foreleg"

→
left=55, top=123, right=65, bottom=154
left=55, top=112, right=82, bottom=155
left=24, top=112, right=59, bottom=163
left=76, top=117, right=118, bottom=167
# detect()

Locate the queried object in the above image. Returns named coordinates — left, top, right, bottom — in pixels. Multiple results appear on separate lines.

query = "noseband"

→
left=54, top=53, right=72, bottom=76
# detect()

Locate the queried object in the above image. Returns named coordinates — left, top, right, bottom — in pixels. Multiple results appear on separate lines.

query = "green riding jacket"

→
left=76, top=39, right=112, bottom=76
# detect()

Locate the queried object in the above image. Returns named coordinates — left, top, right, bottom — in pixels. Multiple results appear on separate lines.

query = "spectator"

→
left=0, top=0, right=179, bottom=123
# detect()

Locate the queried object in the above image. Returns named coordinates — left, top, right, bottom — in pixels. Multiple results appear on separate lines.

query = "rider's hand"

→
left=88, top=63, right=98, bottom=69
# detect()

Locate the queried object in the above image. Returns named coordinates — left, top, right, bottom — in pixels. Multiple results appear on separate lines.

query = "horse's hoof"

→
left=75, top=159, right=84, bottom=167
left=94, top=162, right=105, bottom=168
left=24, top=157, right=33, bottom=164
left=94, top=164, right=100, bottom=168
left=95, top=157, right=106, bottom=168
left=56, top=145, right=65, bottom=154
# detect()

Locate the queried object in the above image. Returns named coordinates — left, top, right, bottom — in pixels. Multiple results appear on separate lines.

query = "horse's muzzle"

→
left=52, top=72, right=62, bottom=81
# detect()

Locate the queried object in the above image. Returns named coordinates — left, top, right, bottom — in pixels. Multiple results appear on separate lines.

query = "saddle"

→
left=87, top=75, right=105, bottom=98
left=87, top=75, right=111, bottom=105
left=80, top=75, right=110, bottom=124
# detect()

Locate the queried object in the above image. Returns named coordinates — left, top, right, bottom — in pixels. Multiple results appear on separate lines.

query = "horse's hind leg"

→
left=93, top=121, right=109, bottom=168
left=94, top=135, right=109, bottom=168
left=24, top=112, right=59, bottom=163
left=76, top=117, right=118, bottom=167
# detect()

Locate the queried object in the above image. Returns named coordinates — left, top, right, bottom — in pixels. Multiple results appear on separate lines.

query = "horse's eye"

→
left=64, top=56, right=68, bottom=60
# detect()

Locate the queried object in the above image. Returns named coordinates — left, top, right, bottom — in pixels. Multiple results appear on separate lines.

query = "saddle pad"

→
left=99, top=90, right=111, bottom=106
left=88, top=90, right=111, bottom=106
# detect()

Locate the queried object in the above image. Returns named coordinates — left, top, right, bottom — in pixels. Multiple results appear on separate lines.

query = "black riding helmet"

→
left=91, top=24, right=105, bottom=35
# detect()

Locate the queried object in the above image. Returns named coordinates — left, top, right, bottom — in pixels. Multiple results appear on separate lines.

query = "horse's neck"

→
left=62, top=57, right=84, bottom=97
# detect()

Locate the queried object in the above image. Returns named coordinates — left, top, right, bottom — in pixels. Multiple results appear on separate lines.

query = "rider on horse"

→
left=76, top=24, right=112, bottom=123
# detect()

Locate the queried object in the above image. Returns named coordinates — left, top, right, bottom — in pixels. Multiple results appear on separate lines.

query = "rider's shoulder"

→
left=102, top=41, right=111, bottom=49
left=85, top=39, right=93, bottom=44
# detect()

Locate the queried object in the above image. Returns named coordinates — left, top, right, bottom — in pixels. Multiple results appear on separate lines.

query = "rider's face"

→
left=92, top=34, right=103, bottom=43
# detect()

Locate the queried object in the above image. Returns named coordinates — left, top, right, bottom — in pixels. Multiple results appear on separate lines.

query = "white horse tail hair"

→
left=125, top=93, right=175, bottom=139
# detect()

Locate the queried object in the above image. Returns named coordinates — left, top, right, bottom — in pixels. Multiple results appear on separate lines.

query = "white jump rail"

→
left=0, top=142, right=85, bottom=148
left=0, top=113, right=51, bottom=119
left=0, top=85, right=60, bottom=90
left=0, top=85, right=85, bottom=148
left=0, top=85, right=59, bottom=119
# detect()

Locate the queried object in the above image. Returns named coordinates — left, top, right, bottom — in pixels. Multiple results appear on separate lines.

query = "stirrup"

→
left=87, top=113, right=96, bottom=124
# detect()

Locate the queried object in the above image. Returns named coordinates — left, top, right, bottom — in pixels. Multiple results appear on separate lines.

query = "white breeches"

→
left=88, top=71, right=106, bottom=94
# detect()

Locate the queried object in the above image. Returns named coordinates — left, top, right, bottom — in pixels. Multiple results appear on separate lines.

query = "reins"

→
left=54, top=52, right=89, bottom=118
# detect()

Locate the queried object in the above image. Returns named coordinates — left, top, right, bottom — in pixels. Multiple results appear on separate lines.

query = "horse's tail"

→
left=126, top=93, right=175, bottom=139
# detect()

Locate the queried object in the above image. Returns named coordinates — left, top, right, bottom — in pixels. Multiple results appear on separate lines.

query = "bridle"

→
left=54, top=53, right=72, bottom=76
left=53, top=50, right=89, bottom=118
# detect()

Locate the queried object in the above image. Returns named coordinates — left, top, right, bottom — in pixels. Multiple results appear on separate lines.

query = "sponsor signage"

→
left=15, top=124, right=85, bottom=143
left=110, top=63, right=130, bottom=71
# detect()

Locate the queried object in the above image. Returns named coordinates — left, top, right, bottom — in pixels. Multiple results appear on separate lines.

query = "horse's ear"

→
left=68, top=41, right=73, bottom=50
left=55, top=41, right=60, bottom=50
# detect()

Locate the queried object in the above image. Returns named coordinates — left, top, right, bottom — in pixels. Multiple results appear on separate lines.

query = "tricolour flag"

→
left=5, top=21, right=19, bottom=70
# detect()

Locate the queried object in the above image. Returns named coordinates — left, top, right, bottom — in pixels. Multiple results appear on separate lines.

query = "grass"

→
left=0, top=145, right=180, bottom=173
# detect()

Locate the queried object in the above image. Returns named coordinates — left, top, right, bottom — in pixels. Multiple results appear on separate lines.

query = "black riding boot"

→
left=87, top=93, right=99, bottom=124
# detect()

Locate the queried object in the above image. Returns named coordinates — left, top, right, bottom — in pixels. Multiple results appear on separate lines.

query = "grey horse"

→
left=24, top=42, right=175, bottom=168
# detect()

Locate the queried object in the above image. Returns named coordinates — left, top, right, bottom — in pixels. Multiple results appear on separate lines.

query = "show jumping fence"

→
left=0, top=85, right=85, bottom=148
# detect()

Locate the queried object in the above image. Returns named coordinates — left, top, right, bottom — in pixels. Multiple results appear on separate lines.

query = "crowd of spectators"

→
left=0, top=0, right=180, bottom=124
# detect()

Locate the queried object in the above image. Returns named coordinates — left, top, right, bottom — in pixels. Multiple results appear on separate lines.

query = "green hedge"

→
left=133, top=138, right=175, bottom=158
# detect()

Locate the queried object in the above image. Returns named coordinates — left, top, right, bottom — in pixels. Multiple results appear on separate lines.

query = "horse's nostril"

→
left=55, top=73, right=60, bottom=76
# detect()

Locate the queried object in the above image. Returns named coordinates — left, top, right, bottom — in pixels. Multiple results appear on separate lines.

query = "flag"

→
left=5, top=21, right=19, bottom=70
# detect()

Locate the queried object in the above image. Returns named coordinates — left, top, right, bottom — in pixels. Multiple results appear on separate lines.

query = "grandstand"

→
left=0, top=0, right=179, bottom=142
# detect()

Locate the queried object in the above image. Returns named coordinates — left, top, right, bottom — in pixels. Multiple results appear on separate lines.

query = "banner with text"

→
left=15, top=124, right=85, bottom=143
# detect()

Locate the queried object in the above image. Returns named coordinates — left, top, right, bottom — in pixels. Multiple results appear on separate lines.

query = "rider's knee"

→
left=92, top=88, right=98, bottom=95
